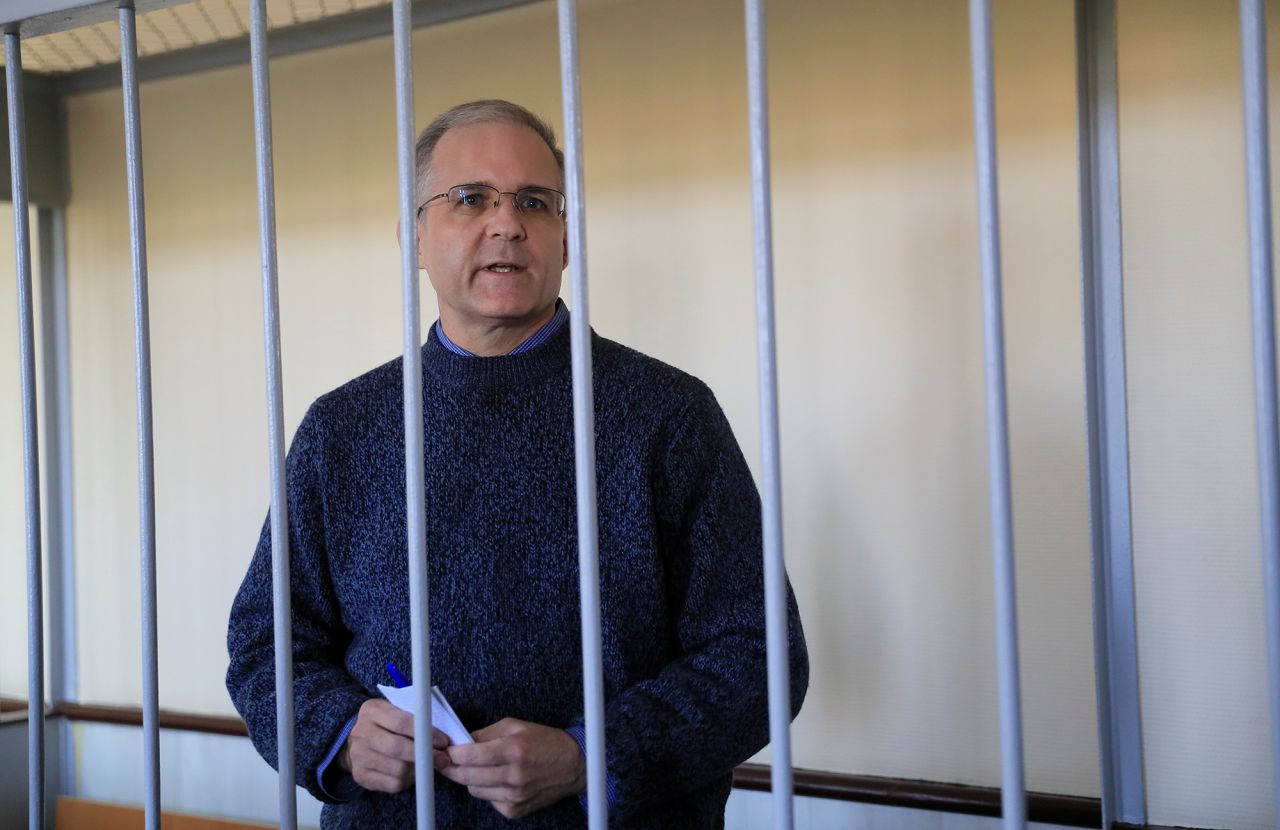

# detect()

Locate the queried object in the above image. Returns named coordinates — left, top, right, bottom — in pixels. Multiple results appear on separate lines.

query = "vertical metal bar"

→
left=1074, top=1, right=1147, bottom=826
left=39, top=205, right=80, bottom=799
left=390, top=1, right=435, bottom=827
left=1239, top=2, right=1280, bottom=825
left=555, top=1, right=606, bottom=826
left=6, top=27, right=45, bottom=830
left=966, top=2, right=1027, bottom=827
left=118, top=3, right=161, bottom=826
left=743, top=1, right=794, bottom=827
left=246, top=2, right=298, bottom=827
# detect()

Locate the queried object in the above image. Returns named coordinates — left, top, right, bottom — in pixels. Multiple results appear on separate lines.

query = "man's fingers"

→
left=355, top=747, right=448, bottom=786
left=358, top=700, right=452, bottom=747
left=363, top=699, right=415, bottom=737
left=355, top=729, right=415, bottom=764
left=346, top=701, right=424, bottom=789
left=444, top=717, right=585, bottom=819
left=447, top=735, right=524, bottom=768
left=441, top=758, right=516, bottom=788
left=351, top=745, right=412, bottom=779
left=352, top=766, right=412, bottom=794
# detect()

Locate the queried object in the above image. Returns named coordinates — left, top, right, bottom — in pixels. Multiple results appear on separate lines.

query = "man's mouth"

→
left=484, top=262, right=524, bottom=273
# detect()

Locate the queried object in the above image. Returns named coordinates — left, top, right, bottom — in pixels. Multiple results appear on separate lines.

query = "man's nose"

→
left=485, top=197, right=527, bottom=240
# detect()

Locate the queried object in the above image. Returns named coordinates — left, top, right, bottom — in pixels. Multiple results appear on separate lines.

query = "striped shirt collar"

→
left=435, top=299, right=569, bottom=357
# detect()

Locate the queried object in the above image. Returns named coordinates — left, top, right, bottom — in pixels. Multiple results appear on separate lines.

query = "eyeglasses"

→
left=418, top=184, right=566, bottom=220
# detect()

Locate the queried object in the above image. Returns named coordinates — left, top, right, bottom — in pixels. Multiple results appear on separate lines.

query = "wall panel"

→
left=1120, top=1, right=1279, bottom=827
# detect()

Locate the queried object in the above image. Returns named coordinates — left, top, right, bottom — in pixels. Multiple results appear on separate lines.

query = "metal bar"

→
left=966, top=2, right=1027, bottom=827
left=6, top=27, right=46, bottom=830
left=742, top=1, right=794, bottom=827
left=118, top=3, right=161, bottom=826
left=3, top=0, right=191, bottom=38
left=1239, top=2, right=1280, bottom=826
left=246, top=1, right=297, bottom=826
left=39, top=205, right=80, bottom=800
left=555, top=1, right=606, bottom=826
left=38, top=207, right=77, bottom=709
left=55, top=0, right=539, bottom=96
left=389, top=1, right=435, bottom=827
left=1074, top=1, right=1146, bottom=826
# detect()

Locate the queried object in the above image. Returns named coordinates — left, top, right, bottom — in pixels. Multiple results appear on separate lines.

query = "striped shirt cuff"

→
left=564, top=724, right=619, bottom=815
left=316, top=714, right=361, bottom=802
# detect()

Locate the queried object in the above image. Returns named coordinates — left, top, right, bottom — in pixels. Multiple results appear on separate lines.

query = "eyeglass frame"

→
left=416, top=183, right=567, bottom=219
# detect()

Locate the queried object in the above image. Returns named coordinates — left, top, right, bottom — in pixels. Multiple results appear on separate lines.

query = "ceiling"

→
left=4, top=0, right=394, bottom=74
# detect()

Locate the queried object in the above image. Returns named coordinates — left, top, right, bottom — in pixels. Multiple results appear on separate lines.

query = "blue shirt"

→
left=435, top=299, right=569, bottom=357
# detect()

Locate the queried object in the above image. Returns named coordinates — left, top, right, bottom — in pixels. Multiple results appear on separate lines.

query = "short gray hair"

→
left=415, top=99, right=565, bottom=207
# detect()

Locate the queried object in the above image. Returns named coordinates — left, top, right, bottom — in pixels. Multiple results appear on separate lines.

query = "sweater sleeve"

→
left=602, top=388, right=810, bottom=818
left=225, top=400, right=370, bottom=803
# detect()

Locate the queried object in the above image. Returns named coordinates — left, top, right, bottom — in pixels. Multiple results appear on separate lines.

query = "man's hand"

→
left=441, top=718, right=586, bottom=820
left=339, top=699, right=452, bottom=793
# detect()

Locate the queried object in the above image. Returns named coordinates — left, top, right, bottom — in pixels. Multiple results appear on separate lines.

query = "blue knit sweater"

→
left=226, top=322, right=809, bottom=828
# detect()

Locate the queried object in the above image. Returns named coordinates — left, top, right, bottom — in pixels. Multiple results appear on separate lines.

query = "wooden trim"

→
left=0, top=695, right=29, bottom=713
left=733, top=763, right=1100, bottom=827
left=49, top=703, right=1122, bottom=827
left=54, top=796, right=289, bottom=829
left=50, top=703, right=249, bottom=737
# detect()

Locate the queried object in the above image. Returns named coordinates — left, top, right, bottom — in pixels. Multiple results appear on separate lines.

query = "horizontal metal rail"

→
left=2, top=0, right=192, bottom=38
left=55, top=0, right=538, bottom=95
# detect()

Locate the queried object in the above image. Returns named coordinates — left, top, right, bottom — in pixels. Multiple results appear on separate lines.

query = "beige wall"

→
left=1, top=199, right=22, bottom=697
left=1, top=0, right=1276, bottom=826
left=1, top=202, right=26, bottom=697
left=1, top=202, right=45, bottom=703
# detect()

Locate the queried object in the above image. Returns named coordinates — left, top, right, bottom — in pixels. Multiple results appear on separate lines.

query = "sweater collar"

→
left=422, top=305, right=573, bottom=391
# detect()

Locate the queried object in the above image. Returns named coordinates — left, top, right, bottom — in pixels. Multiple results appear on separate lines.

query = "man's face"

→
left=416, top=121, right=568, bottom=335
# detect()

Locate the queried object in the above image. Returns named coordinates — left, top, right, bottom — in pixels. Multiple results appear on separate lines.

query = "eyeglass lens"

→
left=448, top=184, right=565, bottom=218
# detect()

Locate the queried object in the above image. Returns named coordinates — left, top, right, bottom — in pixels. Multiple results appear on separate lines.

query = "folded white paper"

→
left=376, top=683, right=474, bottom=746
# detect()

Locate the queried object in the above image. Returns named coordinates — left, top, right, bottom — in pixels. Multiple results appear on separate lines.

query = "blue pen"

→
left=386, top=661, right=410, bottom=689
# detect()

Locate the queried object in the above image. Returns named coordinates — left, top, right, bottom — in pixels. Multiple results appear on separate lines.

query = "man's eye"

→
left=520, top=196, right=550, bottom=213
left=453, top=188, right=488, bottom=209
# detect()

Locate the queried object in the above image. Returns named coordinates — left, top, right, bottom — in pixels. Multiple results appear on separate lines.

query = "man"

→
left=227, top=99, right=808, bottom=828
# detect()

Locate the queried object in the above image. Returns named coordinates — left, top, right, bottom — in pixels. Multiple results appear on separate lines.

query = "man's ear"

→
left=397, top=219, right=428, bottom=270
left=562, top=227, right=569, bottom=270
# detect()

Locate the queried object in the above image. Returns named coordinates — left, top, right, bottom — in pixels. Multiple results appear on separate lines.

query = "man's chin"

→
left=472, top=298, right=558, bottom=326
